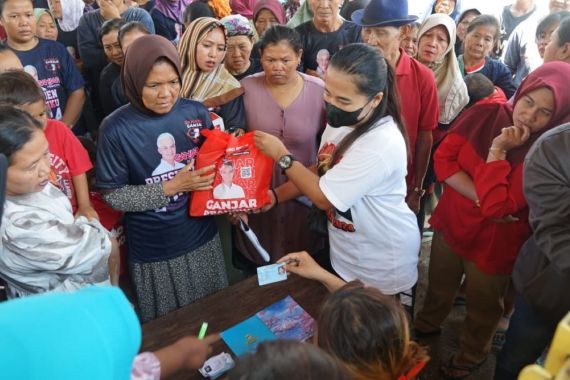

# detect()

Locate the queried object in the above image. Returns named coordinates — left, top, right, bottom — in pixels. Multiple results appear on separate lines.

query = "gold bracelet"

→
left=489, top=147, right=507, bottom=154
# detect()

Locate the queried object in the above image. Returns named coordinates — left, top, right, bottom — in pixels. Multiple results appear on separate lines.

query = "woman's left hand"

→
left=405, top=192, right=421, bottom=214
left=254, top=131, right=289, bottom=160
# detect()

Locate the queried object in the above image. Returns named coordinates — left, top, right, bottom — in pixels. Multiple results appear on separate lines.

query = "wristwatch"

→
left=278, top=154, right=296, bottom=175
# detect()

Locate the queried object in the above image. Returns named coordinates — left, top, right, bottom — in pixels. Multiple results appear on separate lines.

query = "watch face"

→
left=279, top=155, right=292, bottom=169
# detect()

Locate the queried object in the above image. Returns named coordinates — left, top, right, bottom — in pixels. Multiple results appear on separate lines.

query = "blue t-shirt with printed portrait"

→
left=12, top=38, right=84, bottom=121
left=96, top=98, right=217, bottom=263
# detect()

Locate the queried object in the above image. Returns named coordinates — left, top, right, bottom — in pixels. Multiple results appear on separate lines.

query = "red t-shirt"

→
left=90, top=191, right=128, bottom=275
left=395, top=49, right=439, bottom=188
left=429, top=132, right=531, bottom=274
left=45, top=119, right=92, bottom=211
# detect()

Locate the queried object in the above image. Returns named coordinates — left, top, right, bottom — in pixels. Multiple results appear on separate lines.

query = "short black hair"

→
left=464, top=73, right=495, bottom=107
left=183, top=1, right=213, bottom=25
left=0, top=70, right=44, bottom=106
left=536, top=11, right=570, bottom=39
left=558, top=16, right=570, bottom=45
left=457, top=8, right=481, bottom=25
left=0, top=0, right=33, bottom=17
left=221, top=160, right=235, bottom=169
left=228, top=341, right=353, bottom=380
left=0, top=106, right=42, bottom=164
left=118, top=21, right=150, bottom=45
left=99, top=18, right=126, bottom=44
left=258, top=25, right=302, bottom=54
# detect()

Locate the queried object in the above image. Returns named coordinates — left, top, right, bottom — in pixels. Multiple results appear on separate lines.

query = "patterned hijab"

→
left=178, top=17, right=240, bottom=102
left=417, top=13, right=469, bottom=124
left=121, top=34, right=182, bottom=115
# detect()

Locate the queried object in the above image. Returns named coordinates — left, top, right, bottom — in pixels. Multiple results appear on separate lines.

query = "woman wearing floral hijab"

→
left=220, top=14, right=262, bottom=80
left=179, top=17, right=246, bottom=133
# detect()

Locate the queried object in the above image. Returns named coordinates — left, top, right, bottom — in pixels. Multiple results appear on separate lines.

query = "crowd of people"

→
left=1, top=0, right=570, bottom=378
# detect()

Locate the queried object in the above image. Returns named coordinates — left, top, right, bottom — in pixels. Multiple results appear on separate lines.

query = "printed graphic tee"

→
left=13, top=38, right=84, bottom=120
left=44, top=119, right=93, bottom=212
left=295, top=20, right=362, bottom=73
left=96, top=99, right=217, bottom=263
left=318, top=116, right=420, bottom=294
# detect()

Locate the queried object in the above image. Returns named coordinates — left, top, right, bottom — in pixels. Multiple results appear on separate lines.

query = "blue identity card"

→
left=257, top=263, right=287, bottom=286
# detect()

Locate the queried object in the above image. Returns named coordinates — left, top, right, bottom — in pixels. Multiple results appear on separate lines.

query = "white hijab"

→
left=51, top=0, right=85, bottom=32
left=417, top=13, right=469, bottom=124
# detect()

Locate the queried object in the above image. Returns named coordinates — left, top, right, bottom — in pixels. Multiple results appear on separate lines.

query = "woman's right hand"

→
left=99, top=0, right=121, bottom=19
left=163, top=162, right=216, bottom=196
left=277, top=251, right=325, bottom=281
left=278, top=251, right=346, bottom=292
left=491, top=126, right=531, bottom=152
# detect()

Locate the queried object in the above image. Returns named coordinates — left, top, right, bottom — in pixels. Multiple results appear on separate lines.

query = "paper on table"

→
left=239, top=219, right=270, bottom=262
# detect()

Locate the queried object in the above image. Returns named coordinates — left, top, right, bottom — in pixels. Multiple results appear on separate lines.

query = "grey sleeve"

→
left=502, top=29, right=520, bottom=75
left=102, top=183, right=170, bottom=212
left=77, top=14, right=107, bottom=70
left=523, top=127, right=570, bottom=273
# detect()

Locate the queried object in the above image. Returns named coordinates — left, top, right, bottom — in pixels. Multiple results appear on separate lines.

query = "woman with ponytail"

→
left=254, top=43, right=420, bottom=297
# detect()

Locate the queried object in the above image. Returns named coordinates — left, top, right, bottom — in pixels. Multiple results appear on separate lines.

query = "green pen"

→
left=198, top=322, right=208, bottom=340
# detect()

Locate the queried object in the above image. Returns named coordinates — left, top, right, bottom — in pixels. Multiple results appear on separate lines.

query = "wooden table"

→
left=141, top=275, right=328, bottom=380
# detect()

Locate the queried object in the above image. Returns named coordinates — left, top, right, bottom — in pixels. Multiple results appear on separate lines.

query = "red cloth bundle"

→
left=190, top=129, right=273, bottom=216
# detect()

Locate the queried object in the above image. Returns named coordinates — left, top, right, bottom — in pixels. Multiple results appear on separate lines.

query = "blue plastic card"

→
left=256, top=263, right=287, bottom=286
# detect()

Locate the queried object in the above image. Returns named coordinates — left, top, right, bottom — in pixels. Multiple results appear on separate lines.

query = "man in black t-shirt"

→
left=295, top=0, right=362, bottom=78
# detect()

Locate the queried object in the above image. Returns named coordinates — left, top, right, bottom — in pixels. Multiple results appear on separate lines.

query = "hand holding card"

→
left=257, top=263, right=287, bottom=286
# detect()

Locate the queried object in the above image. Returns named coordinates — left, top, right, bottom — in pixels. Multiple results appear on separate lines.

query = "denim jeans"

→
left=494, top=295, right=558, bottom=380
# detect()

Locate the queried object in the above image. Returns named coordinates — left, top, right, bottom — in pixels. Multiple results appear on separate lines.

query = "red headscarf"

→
left=253, top=0, right=286, bottom=25
left=451, top=62, right=570, bottom=164
left=230, top=0, right=256, bottom=19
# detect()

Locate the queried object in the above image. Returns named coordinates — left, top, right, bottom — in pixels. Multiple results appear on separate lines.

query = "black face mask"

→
left=325, top=101, right=370, bottom=128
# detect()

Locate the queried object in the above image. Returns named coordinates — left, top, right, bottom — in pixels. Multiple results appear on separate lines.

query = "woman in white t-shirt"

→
left=254, top=43, right=420, bottom=295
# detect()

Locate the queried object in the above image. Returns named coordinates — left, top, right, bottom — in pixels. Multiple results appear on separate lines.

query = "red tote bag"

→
left=190, top=129, right=273, bottom=216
